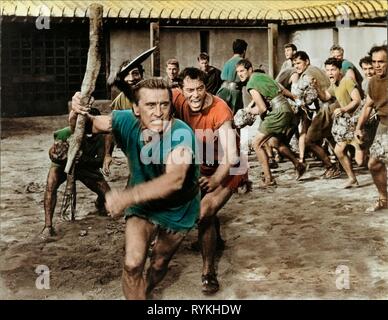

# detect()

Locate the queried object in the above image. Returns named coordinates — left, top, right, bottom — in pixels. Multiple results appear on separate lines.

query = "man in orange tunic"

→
left=173, top=67, right=248, bottom=294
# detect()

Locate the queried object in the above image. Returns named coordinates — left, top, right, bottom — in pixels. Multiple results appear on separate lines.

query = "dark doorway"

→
left=200, top=31, right=209, bottom=53
left=1, top=21, right=107, bottom=117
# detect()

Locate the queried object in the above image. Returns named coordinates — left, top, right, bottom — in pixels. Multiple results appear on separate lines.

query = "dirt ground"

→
left=1, top=115, right=387, bottom=300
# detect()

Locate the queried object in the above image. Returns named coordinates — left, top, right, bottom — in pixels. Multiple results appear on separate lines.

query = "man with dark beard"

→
left=104, top=47, right=155, bottom=175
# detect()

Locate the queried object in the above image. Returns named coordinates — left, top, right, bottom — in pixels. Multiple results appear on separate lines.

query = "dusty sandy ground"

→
left=1, top=115, right=387, bottom=300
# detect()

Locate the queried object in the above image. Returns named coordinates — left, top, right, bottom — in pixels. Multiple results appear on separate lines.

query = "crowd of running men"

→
left=41, top=39, right=387, bottom=299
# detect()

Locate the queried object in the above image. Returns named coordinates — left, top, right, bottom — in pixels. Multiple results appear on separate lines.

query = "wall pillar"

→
left=267, top=23, right=278, bottom=77
left=150, top=22, right=160, bottom=76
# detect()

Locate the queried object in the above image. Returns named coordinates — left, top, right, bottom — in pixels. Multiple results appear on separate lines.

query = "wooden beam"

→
left=104, top=27, right=111, bottom=99
left=333, top=27, right=339, bottom=45
left=267, top=23, right=278, bottom=78
left=150, top=22, right=160, bottom=77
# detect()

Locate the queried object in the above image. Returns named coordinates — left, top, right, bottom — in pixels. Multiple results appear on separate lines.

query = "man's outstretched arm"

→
left=71, top=91, right=112, bottom=133
left=105, top=146, right=194, bottom=217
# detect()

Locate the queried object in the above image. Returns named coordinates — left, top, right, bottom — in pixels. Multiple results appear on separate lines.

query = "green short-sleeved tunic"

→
left=247, top=73, right=295, bottom=136
left=112, top=110, right=200, bottom=232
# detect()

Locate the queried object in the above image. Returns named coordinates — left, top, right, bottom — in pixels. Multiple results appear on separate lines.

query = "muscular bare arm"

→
left=105, top=147, right=193, bottom=217
left=248, top=89, right=268, bottom=115
left=199, top=120, right=239, bottom=192
left=71, top=91, right=112, bottom=134
left=281, top=87, right=297, bottom=100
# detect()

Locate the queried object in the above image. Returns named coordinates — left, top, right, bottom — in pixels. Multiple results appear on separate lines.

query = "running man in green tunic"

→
left=71, top=78, right=200, bottom=300
left=236, top=59, right=307, bottom=186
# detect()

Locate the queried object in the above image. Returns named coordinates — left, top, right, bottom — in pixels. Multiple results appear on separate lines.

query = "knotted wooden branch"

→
left=65, top=3, right=103, bottom=174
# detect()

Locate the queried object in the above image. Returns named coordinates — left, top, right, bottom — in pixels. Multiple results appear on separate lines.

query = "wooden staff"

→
left=61, top=3, right=103, bottom=220
left=65, top=3, right=103, bottom=174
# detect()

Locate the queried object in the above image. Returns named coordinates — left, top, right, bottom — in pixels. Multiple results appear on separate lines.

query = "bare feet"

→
left=365, top=199, right=388, bottom=213
left=259, top=177, right=277, bottom=188
left=201, top=272, right=219, bottom=294
left=343, top=179, right=359, bottom=189
left=295, top=162, right=308, bottom=180
left=268, top=157, right=279, bottom=169
left=38, top=226, right=57, bottom=241
left=238, top=179, right=253, bottom=194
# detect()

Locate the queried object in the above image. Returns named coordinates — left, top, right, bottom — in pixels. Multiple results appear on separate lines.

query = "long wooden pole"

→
left=60, top=4, right=103, bottom=220
left=65, top=3, right=103, bottom=173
